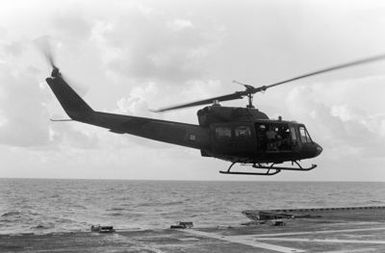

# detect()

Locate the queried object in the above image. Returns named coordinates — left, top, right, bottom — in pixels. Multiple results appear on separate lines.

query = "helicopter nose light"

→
left=315, top=144, right=323, bottom=156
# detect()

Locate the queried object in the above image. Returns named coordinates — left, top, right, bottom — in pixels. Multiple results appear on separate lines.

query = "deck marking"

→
left=113, top=233, right=166, bottom=253
left=323, top=248, right=376, bottom=253
left=251, top=226, right=385, bottom=237
left=32, top=246, right=162, bottom=253
left=182, top=229, right=305, bottom=253
left=258, top=237, right=385, bottom=244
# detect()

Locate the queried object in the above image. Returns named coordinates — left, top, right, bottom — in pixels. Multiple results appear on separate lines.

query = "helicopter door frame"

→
left=254, top=123, right=267, bottom=151
left=255, top=122, right=296, bottom=152
left=289, top=124, right=300, bottom=149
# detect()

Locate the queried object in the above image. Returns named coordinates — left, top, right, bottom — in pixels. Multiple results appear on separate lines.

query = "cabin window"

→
left=235, top=126, right=251, bottom=137
left=299, top=126, right=312, bottom=143
left=257, top=124, right=266, bottom=131
left=215, top=127, right=232, bottom=138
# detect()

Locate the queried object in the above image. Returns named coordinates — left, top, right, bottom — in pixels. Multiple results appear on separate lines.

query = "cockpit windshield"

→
left=299, top=126, right=312, bottom=143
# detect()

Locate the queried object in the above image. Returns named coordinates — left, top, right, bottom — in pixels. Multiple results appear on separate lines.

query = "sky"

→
left=0, top=0, right=385, bottom=181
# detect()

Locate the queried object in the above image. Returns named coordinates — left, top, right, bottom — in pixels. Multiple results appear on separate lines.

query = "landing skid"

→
left=219, top=161, right=317, bottom=176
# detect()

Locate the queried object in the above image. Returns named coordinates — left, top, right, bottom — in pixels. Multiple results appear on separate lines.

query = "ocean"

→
left=0, top=179, right=384, bottom=235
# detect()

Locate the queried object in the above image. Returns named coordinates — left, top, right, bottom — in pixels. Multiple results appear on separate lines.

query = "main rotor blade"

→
left=153, top=92, right=245, bottom=112
left=154, top=54, right=385, bottom=112
left=262, top=54, right=385, bottom=90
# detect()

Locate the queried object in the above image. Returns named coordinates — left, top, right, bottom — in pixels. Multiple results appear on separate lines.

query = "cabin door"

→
left=255, top=123, right=294, bottom=152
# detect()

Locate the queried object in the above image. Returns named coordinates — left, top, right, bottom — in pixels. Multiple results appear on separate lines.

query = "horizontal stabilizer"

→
left=50, top=119, right=73, bottom=122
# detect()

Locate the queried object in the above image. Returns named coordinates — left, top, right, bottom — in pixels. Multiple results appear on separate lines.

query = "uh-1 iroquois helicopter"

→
left=44, top=50, right=385, bottom=176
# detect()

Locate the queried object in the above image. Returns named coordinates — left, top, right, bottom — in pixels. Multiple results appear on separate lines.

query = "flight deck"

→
left=1, top=206, right=385, bottom=252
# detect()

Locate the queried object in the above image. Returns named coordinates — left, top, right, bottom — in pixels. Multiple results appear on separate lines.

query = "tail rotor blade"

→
left=44, top=48, right=56, bottom=69
left=35, top=36, right=57, bottom=69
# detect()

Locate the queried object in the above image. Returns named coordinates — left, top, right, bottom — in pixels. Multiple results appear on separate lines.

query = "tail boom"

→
left=46, top=73, right=209, bottom=150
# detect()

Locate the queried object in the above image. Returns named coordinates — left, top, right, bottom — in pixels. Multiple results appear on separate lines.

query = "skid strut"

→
left=219, top=161, right=317, bottom=176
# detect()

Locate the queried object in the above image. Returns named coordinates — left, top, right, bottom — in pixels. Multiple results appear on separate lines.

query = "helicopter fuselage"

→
left=196, top=106, right=322, bottom=164
left=43, top=51, right=385, bottom=175
left=46, top=72, right=321, bottom=175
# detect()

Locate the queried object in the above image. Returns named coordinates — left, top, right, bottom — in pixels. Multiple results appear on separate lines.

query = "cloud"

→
left=1, top=0, right=385, bottom=180
left=48, top=123, right=99, bottom=149
left=0, top=37, right=99, bottom=148
left=0, top=64, right=50, bottom=147
left=0, top=26, right=6, bottom=38
left=114, top=81, right=158, bottom=116
left=2, top=41, right=23, bottom=57
left=98, top=7, right=224, bottom=83
left=167, top=19, right=194, bottom=32
left=285, top=76, right=385, bottom=160
left=52, top=11, right=93, bottom=41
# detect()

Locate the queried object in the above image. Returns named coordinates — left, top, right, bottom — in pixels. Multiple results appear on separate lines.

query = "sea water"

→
left=0, top=179, right=384, bottom=234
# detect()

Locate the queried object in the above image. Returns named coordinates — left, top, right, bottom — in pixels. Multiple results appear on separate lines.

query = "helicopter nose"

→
left=314, top=142, right=323, bottom=157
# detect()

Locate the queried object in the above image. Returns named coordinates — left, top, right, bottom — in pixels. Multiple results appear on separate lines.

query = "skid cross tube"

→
left=219, top=162, right=281, bottom=176
left=219, top=161, right=316, bottom=176
left=252, top=161, right=317, bottom=171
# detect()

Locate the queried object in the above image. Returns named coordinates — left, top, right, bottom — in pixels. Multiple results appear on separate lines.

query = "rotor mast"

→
left=247, top=93, right=254, bottom=108
left=233, top=80, right=255, bottom=109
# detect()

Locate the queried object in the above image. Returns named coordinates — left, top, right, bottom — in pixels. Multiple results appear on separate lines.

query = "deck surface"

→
left=2, top=206, right=385, bottom=252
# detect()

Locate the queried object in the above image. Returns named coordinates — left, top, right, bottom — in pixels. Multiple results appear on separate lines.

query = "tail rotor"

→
left=35, top=36, right=60, bottom=78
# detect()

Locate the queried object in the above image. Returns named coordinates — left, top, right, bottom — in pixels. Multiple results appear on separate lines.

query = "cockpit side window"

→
left=290, top=126, right=297, bottom=142
left=235, top=126, right=251, bottom=138
left=215, top=127, right=232, bottom=139
left=299, top=126, right=312, bottom=143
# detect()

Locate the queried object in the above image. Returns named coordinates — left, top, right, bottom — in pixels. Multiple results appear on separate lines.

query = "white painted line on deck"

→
left=252, top=226, right=385, bottom=237
left=323, top=248, right=377, bottom=253
left=182, top=229, right=305, bottom=253
left=258, top=237, right=385, bottom=244
left=33, top=246, right=164, bottom=253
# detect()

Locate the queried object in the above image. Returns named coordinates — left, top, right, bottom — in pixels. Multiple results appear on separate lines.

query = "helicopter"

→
left=45, top=52, right=385, bottom=176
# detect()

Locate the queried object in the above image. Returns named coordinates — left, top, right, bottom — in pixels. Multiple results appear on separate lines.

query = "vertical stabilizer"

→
left=46, top=69, right=93, bottom=121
